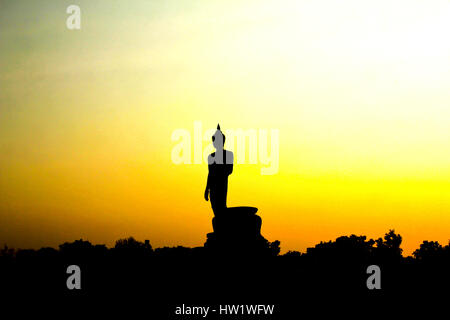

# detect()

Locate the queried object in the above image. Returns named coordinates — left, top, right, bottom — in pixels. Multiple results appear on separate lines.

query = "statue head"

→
left=212, top=124, right=225, bottom=149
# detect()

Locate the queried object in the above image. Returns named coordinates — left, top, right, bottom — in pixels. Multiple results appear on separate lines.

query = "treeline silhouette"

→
left=2, top=230, right=449, bottom=266
left=1, top=230, right=448, bottom=317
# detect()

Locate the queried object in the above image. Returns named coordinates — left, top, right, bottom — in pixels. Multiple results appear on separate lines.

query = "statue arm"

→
left=226, top=151, right=233, bottom=175
left=204, top=165, right=211, bottom=201
left=227, top=163, right=233, bottom=175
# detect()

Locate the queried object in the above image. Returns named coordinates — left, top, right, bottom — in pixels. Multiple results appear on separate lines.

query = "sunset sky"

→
left=1, top=0, right=450, bottom=255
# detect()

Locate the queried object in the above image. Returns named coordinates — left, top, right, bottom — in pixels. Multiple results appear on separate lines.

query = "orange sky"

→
left=1, top=0, right=450, bottom=255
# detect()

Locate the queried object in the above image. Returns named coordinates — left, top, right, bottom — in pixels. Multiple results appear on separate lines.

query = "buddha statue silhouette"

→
left=204, top=124, right=234, bottom=216
left=203, top=124, right=262, bottom=249
left=204, top=124, right=258, bottom=218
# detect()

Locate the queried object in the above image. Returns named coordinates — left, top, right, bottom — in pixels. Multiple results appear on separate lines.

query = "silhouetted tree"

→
left=115, top=237, right=152, bottom=251
left=113, top=237, right=153, bottom=261
left=0, top=244, right=15, bottom=267
left=268, top=240, right=281, bottom=256
left=59, top=239, right=94, bottom=252
left=374, top=229, right=403, bottom=261
left=413, top=240, right=443, bottom=261
left=154, top=246, right=193, bottom=258
left=282, top=250, right=302, bottom=257
left=0, top=244, right=15, bottom=257
left=306, top=235, right=375, bottom=262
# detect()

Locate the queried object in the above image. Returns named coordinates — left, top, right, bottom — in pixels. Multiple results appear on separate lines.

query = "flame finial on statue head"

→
left=212, top=123, right=225, bottom=144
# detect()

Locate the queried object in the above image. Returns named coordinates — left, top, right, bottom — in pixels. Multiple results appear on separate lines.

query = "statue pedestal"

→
left=212, top=206, right=261, bottom=236
left=204, top=207, right=276, bottom=256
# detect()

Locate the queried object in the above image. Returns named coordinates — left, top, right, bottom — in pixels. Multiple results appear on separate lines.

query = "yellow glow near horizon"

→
left=1, top=0, right=450, bottom=255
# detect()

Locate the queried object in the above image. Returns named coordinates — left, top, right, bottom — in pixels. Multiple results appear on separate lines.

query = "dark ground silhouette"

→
left=1, top=230, right=449, bottom=317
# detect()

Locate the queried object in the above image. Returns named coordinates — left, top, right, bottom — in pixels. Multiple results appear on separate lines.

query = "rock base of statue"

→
left=204, top=206, right=275, bottom=256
